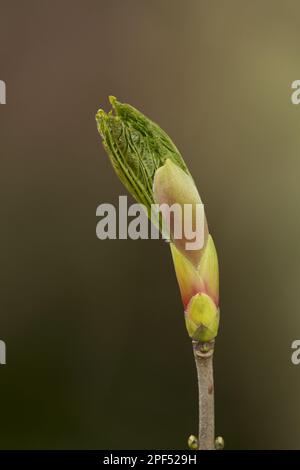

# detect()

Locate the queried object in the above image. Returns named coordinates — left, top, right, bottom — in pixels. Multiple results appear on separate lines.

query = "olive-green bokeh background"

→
left=0, top=0, right=300, bottom=449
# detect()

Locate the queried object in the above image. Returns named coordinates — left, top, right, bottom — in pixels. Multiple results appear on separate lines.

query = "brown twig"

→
left=192, top=340, right=215, bottom=450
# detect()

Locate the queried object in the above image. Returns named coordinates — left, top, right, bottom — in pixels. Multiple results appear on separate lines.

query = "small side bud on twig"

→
left=188, top=434, right=198, bottom=450
left=215, top=436, right=225, bottom=450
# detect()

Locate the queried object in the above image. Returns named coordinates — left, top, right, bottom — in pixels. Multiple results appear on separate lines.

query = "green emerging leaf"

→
left=96, top=96, right=190, bottom=214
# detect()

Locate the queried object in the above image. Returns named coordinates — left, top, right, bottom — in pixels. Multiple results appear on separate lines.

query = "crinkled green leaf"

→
left=96, top=96, right=190, bottom=214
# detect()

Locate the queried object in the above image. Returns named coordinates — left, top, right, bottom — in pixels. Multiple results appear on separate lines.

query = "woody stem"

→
left=192, top=340, right=215, bottom=450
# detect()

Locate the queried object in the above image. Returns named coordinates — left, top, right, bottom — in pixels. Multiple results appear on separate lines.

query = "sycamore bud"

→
left=96, top=97, right=220, bottom=343
left=153, top=159, right=219, bottom=342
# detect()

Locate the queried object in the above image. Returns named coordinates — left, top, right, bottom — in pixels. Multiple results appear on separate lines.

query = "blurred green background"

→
left=0, top=0, right=300, bottom=450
